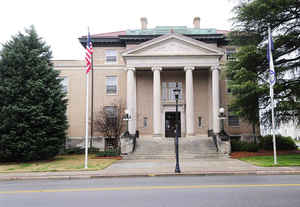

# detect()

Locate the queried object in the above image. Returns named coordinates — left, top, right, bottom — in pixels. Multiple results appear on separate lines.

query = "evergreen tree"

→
left=227, top=0, right=300, bottom=132
left=226, top=45, right=266, bottom=141
left=0, top=26, right=68, bottom=162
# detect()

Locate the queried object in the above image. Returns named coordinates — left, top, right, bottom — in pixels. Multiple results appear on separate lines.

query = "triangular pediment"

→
left=122, top=33, right=223, bottom=57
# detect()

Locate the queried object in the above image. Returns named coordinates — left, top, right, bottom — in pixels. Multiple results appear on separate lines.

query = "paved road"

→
left=1, top=175, right=300, bottom=207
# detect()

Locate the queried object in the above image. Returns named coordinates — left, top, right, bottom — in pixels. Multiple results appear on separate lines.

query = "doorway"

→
left=165, top=112, right=181, bottom=137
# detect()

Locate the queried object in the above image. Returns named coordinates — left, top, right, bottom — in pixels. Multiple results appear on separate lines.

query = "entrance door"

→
left=165, top=112, right=181, bottom=137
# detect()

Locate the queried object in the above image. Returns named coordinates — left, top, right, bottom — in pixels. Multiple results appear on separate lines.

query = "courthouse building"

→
left=54, top=17, right=253, bottom=141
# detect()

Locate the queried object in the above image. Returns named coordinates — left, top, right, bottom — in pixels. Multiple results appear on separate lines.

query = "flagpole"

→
left=90, top=50, right=94, bottom=149
left=85, top=69, right=89, bottom=169
left=84, top=28, right=92, bottom=169
left=270, top=87, right=277, bottom=164
left=268, top=26, right=277, bottom=165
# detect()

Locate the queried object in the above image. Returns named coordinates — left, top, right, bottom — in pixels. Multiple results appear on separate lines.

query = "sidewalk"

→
left=1, top=157, right=300, bottom=181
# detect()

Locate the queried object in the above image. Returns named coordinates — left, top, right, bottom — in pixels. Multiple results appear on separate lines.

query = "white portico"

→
left=122, top=33, right=223, bottom=137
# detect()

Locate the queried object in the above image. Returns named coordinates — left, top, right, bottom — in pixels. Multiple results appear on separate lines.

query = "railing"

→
left=212, top=134, right=219, bottom=152
left=208, top=129, right=219, bottom=152
left=120, top=130, right=138, bottom=153
left=131, top=134, right=136, bottom=153
left=219, top=129, right=230, bottom=141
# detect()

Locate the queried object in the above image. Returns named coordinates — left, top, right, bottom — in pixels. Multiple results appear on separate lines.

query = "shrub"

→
left=259, top=135, right=297, bottom=151
left=231, top=140, right=243, bottom=152
left=241, top=142, right=259, bottom=152
left=231, top=140, right=259, bottom=152
left=96, top=149, right=120, bottom=157
left=62, top=147, right=84, bottom=155
left=61, top=147, right=99, bottom=155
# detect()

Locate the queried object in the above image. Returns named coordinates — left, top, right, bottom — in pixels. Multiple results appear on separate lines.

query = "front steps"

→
left=124, top=136, right=226, bottom=160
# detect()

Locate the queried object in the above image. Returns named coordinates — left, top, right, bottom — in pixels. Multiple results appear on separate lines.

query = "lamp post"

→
left=218, top=107, right=228, bottom=141
left=219, top=107, right=225, bottom=133
left=173, top=82, right=181, bottom=173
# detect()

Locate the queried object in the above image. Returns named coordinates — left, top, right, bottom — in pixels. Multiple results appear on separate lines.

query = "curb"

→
left=1, top=170, right=300, bottom=181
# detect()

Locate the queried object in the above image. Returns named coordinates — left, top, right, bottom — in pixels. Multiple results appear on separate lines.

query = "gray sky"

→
left=0, top=0, right=237, bottom=60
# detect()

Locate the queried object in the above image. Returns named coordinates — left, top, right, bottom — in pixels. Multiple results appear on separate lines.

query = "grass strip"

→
left=0, top=155, right=117, bottom=173
left=239, top=154, right=300, bottom=167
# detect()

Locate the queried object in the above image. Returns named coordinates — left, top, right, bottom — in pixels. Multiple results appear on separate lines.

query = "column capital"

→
left=184, top=66, right=195, bottom=71
left=152, top=66, right=162, bottom=72
left=211, top=64, right=220, bottom=71
left=125, top=67, right=135, bottom=72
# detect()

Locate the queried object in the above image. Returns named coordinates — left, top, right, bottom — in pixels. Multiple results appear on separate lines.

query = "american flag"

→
left=85, top=31, right=93, bottom=74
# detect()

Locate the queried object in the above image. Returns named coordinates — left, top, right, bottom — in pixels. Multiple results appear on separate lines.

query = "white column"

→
left=184, top=66, right=195, bottom=136
left=133, top=71, right=136, bottom=134
left=126, top=67, right=136, bottom=134
left=152, top=66, right=162, bottom=136
left=211, top=65, right=220, bottom=134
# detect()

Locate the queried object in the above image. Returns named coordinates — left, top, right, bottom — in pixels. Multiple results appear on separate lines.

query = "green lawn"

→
left=240, top=154, right=300, bottom=167
left=0, top=155, right=118, bottom=173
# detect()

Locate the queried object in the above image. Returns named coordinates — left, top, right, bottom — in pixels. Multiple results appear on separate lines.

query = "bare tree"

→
left=94, top=101, right=126, bottom=150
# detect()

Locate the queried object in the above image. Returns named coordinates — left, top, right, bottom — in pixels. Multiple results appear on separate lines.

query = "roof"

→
left=125, top=26, right=218, bottom=35
left=79, top=26, right=230, bottom=47
left=90, top=31, right=126, bottom=38
left=82, top=27, right=230, bottom=38
left=216, top=29, right=230, bottom=35
left=122, top=33, right=224, bottom=57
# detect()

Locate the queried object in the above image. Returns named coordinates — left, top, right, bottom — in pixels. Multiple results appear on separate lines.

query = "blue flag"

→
left=267, top=26, right=275, bottom=87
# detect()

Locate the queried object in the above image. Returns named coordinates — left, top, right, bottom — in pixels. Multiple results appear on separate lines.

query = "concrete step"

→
left=124, top=153, right=225, bottom=160
left=125, top=136, right=225, bottom=160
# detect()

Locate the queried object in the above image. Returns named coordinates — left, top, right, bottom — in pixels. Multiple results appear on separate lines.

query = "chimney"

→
left=140, top=17, right=148, bottom=30
left=193, top=17, right=200, bottom=29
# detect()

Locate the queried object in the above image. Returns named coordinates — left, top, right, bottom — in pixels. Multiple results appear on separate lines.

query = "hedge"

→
left=259, top=135, right=297, bottom=150
left=96, top=149, right=120, bottom=157
left=231, top=135, right=297, bottom=152
left=231, top=140, right=259, bottom=152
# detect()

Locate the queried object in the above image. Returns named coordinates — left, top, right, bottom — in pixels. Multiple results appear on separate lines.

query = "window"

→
left=226, top=48, right=236, bottom=61
left=104, top=106, right=118, bottom=127
left=198, top=116, right=202, bottom=128
left=106, top=76, right=117, bottom=95
left=228, top=107, right=240, bottom=126
left=162, top=81, right=183, bottom=101
left=105, top=50, right=117, bottom=64
left=61, top=77, right=68, bottom=93
left=104, top=106, right=117, bottom=118
left=162, top=82, right=168, bottom=100
left=226, top=80, right=232, bottom=93
left=143, top=117, right=148, bottom=128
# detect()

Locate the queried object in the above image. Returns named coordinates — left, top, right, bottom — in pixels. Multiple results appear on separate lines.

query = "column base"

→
left=152, top=133, right=162, bottom=138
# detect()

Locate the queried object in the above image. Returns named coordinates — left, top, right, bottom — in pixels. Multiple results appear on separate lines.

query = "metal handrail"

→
left=212, top=134, right=219, bottom=152
left=131, top=134, right=137, bottom=153
left=219, top=129, right=230, bottom=141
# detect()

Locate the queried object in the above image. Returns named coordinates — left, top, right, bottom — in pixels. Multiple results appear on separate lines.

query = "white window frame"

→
left=104, top=106, right=118, bottom=118
left=105, top=50, right=117, bottom=64
left=61, top=76, right=68, bottom=94
left=161, top=81, right=183, bottom=101
left=104, top=106, right=118, bottom=127
left=106, top=76, right=118, bottom=95
left=143, top=117, right=148, bottom=128
left=228, top=106, right=240, bottom=127
left=226, top=48, right=237, bottom=62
